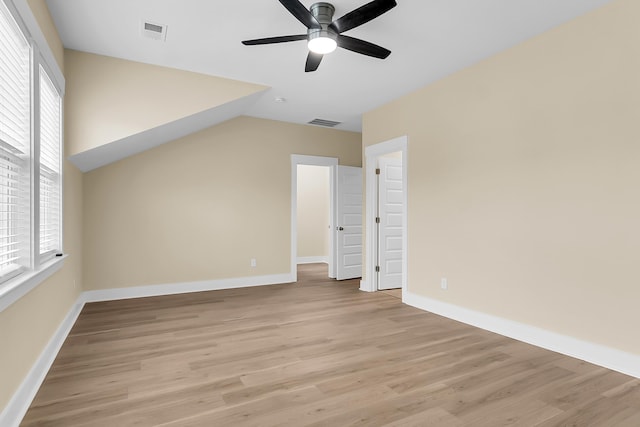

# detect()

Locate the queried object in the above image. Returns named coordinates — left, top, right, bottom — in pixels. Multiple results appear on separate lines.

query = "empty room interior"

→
left=1, top=0, right=639, bottom=425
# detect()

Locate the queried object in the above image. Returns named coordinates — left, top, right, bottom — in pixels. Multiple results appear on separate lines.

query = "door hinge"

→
left=375, top=266, right=380, bottom=273
left=375, top=168, right=381, bottom=175
left=375, top=217, right=380, bottom=224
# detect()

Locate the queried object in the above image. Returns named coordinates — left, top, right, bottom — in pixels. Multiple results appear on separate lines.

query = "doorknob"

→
left=337, top=226, right=344, bottom=231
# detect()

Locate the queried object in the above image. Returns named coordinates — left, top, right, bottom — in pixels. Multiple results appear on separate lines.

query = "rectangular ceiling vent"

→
left=308, top=118, right=341, bottom=128
left=141, top=20, right=168, bottom=41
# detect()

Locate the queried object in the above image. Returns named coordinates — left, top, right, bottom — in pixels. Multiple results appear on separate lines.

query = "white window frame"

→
left=0, top=0, right=66, bottom=313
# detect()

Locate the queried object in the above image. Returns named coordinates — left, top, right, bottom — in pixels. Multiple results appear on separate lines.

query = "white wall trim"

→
left=359, top=279, right=373, bottom=292
left=296, top=256, right=328, bottom=265
left=403, top=290, right=640, bottom=379
left=4, top=274, right=639, bottom=427
left=291, top=155, right=338, bottom=283
left=0, top=271, right=296, bottom=426
left=82, top=272, right=294, bottom=303
left=363, top=136, right=408, bottom=293
left=0, top=295, right=84, bottom=427
left=0, top=255, right=67, bottom=313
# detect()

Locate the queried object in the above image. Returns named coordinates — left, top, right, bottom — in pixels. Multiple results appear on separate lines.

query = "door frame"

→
left=362, top=136, right=408, bottom=293
left=291, top=155, right=338, bottom=282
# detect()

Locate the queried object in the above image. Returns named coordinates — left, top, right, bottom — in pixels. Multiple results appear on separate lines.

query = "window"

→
left=0, top=0, right=64, bottom=290
left=0, top=0, right=31, bottom=282
left=39, top=67, right=62, bottom=259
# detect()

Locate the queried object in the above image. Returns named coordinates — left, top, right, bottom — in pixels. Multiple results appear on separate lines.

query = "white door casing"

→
left=378, top=156, right=403, bottom=290
left=336, top=165, right=363, bottom=280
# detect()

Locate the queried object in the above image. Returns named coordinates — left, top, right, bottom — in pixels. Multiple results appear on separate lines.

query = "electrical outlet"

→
left=251, top=258, right=257, bottom=268
left=441, top=277, right=448, bottom=290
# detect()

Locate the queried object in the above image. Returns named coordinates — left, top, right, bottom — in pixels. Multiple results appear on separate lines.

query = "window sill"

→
left=0, top=255, right=68, bottom=313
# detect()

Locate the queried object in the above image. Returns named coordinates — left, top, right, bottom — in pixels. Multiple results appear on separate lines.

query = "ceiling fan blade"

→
left=330, top=0, right=397, bottom=34
left=242, top=34, right=308, bottom=45
left=305, top=52, right=323, bottom=72
left=337, top=35, right=391, bottom=59
left=279, top=0, right=321, bottom=29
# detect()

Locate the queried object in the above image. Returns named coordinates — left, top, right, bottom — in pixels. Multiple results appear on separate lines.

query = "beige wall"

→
left=0, top=0, right=83, bottom=411
left=64, top=50, right=266, bottom=156
left=0, top=163, right=83, bottom=410
left=26, top=0, right=63, bottom=72
left=84, top=117, right=360, bottom=290
left=297, top=165, right=330, bottom=259
left=363, top=0, right=640, bottom=355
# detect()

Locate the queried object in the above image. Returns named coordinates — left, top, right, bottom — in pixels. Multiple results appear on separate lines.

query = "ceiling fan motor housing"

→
left=310, top=2, right=335, bottom=24
left=308, top=2, right=337, bottom=42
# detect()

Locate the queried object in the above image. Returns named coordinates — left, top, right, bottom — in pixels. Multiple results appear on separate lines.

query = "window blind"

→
left=39, top=66, right=61, bottom=258
left=0, top=0, right=30, bottom=281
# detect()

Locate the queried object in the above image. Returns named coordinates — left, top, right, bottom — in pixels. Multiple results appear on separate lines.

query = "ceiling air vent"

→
left=141, top=20, right=168, bottom=41
left=308, top=118, right=341, bottom=128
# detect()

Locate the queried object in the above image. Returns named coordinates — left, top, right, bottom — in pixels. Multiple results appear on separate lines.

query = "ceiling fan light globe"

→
left=308, top=36, right=337, bottom=54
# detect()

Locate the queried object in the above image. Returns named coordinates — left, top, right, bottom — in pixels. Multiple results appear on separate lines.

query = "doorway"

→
left=290, top=155, right=338, bottom=282
left=290, top=155, right=363, bottom=283
left=363, top=136, right=408, bottom=295
left=296, top=164, right=331, bottom=266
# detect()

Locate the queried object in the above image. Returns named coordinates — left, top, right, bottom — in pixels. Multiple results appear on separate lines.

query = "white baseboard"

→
left=82, top=272, right=295, bottom=303
left=296, top=256, right=328, bottom=265
left=7, top=277, right=637, bottom=427
left=359, top=279, right=374, bottom=292
left=0, top=297, right=85, bottom=427
left=403, top=290, right=640, bottom=379
left=1, top=272, right=295, bottom=426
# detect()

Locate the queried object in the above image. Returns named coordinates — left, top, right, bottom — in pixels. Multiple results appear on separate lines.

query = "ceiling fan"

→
left=242, top=0, right=397, bottom=72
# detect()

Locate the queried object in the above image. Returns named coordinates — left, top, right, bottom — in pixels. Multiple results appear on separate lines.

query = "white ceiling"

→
left=47, top=0, right=613, bottom=132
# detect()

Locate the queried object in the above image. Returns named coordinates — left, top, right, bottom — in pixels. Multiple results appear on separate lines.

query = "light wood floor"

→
left=380, top=288, right=402, bottom=299
left=23, top=264, right=640, bottom=426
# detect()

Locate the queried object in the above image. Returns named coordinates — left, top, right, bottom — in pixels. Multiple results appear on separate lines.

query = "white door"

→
left=336, top=165, right=363, bottom=280
left=378, top=156, right=403, bottom=290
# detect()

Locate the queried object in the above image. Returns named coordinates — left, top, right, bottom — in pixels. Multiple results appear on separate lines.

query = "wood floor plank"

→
left=21, top=263, right=640, bottom=426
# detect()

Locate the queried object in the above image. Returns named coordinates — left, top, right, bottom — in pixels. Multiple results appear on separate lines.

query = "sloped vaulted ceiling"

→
left=65, top=50, right=267, bottom=171
left=50, top=0, right=616, bottom=170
